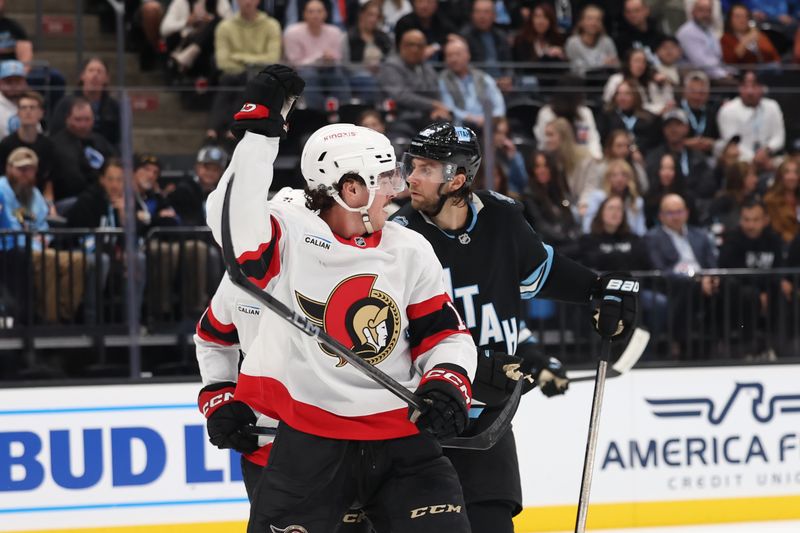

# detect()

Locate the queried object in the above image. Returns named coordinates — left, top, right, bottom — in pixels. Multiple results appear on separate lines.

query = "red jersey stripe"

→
left=195, top=324, right=236, bottom=346
left=235, top=374, right=420, bottom=441
left=410, top=329, right=471, bottom=361
left=206, top=306, right=236, bottom=334
left=407, top=293, right=452, bottom=320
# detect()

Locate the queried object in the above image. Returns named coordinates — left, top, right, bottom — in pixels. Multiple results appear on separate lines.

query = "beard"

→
left=11, top=180, right=33, bottom=209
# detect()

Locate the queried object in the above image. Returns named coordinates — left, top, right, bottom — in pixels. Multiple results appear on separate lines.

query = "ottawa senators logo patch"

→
left=295, top=274, right=401, bottom=367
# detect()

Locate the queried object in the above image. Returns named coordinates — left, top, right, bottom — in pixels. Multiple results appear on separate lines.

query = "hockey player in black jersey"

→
left=389, top=123, right=639, bottom=533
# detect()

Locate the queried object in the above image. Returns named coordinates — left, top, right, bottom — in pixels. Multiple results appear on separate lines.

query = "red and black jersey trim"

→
left=237, top=215, right=283, bottom=289
left=407, top=293, right=470, bottom=361
left=196, top=306, right=239, bottom=346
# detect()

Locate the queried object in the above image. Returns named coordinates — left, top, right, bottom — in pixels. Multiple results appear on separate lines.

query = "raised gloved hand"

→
left=473, top=349, right=533, bottom=405
left=515, top=342, right=569, bottom=397
left=409, top=364, right=471, bottom=441
left=591, top=272, right=639, bottom=342
left=198, top=381, right=259, bottom=454
left=231, top=64, right=305, bottom=140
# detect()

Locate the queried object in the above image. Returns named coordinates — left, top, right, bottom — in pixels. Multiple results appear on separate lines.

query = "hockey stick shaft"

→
left=220, top=173, right=425, bottom=413
left=574, top=340, right=612, bottom=533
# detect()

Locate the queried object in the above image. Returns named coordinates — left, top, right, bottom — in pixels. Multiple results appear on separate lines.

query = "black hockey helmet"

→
left=402, top=122, right=482, bottom=184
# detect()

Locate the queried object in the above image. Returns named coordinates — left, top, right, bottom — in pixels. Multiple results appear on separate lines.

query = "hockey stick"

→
left=574, top=339, right=612, bottom=533
left=569, top=327, right=650, bottom=382
left=221, top=172, right=520, bottom=450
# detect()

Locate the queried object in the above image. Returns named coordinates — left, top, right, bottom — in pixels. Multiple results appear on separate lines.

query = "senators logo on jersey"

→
left=295, top=274, right=401, bottom=367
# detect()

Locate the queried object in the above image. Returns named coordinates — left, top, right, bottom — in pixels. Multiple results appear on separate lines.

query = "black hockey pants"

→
left=247, top=422, right=471, bottom=533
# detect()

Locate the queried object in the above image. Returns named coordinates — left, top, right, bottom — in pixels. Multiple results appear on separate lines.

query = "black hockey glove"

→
left=516, top=342, right=569, bottom=397
left=591, top=272, right=640, bottom=342
left=473, top=349, right=534, bottom=406
left=231, top=64, right=305, bottom=140
left=198, top=381, right=259, bottom=455
left=410, top=364, right=471, bottom=441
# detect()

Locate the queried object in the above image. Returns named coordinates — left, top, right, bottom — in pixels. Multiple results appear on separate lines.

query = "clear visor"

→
left=374, top=164, right=406, bottom=195
left=401, top=153, right=446, bottom=184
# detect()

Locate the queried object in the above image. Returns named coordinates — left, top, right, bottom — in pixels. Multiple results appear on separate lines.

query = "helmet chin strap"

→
left=332, top=188, right=378, bottom=234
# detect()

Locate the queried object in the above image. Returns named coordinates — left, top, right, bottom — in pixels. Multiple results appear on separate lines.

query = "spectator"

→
left=582, top=158, right=647, bottom=236
left=644, top=152, right=699, bottom=227
left=647, top=193, right=717, bottom=274
left=378, top=29, right=450, bottom=138
left=284, top=0, right=351, bottom=110
left=533, top=75, right=602, bottom=159
left=764, top=157, right=800, bottom=244
left=614, top=0, right=667, bottom=61
left=520, top=150, right=580, bottom=253
left=653, top=36, right=683, bottom=87
left=676, top=0, right=736, bottom=83
left=160, top=0, right=232, bottom=79
left=645, top=109, right=716, bottom=202
left=382, top=0, right=412, bottom=32
left=50, top=57, right=121, bottom=148
left=602, top=48, right=675, bottom=116
left=438, top=37, right=505, bottom=130
left=565, top=4, right=619, bottom=75
left=168, top=144, right=228, bottom=227
left=475, top=116, right=527, bottom=194
left=460, top=0, right=513, bottom=87
left=717, top=70, right=785, bottom=171
left=208, top=0, right=281, bottom=139
left=394, top=0, right=457, bottom=60
left=598, top=78, right=661, bottom=154
left=511, top=2, right=566, bottom=88
left=598, top=128, right=648, bottom=194
left=680, top=71, right=720, bottom=155
left=543, top=117, right=600, bottom=205
left=356, top=108, right=386, bottom=134
left=132, top=154, right=177, bottom=228
left=745, top=0, right=799, bottom=26
left=712, top=133, right=744, bottom=187
left=0, top=60, right=26, bottom=139
left=51, top=97, right=116, bottom=201
left=0, top=91, right=57, bottom=206
left=708, top=160, right=760, bottom=239
left=0, top=0, right=31, bottom=64
left=344, top=0, right=392, bottom=104
left=579, top=195, right=653, bottom=270
left=126, top=0, right=165, bottom=70
left=0, top=148, right=84, bottom=323
left=718, top=198, right=783, bottom=358
left=720, top=3, right=780, bottom=66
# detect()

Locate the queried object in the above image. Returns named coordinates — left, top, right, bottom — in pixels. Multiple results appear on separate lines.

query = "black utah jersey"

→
left=390, top=190, right=555, bottom=356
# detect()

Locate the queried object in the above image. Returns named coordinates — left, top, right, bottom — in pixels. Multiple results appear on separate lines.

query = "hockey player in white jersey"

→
left=204, top=65, right=477, bottom=533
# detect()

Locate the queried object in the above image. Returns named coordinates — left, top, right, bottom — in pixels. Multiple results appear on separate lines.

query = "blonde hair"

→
left=603, top=158, right=640, bottom=212
left=547, top=117, right=590, bottom=178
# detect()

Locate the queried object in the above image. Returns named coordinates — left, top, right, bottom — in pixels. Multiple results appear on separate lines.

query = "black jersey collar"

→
left=420, top=195, right=484, bottom=241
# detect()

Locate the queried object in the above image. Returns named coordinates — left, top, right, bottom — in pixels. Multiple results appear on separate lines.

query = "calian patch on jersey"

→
left=295, top=274, right=401, bottom=367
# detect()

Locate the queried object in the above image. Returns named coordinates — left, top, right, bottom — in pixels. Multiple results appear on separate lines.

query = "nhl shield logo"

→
left=354, top=236, right=367, bottom=247
left=295, top=275, right=401, bottom=366
left=458, top=233, right=471, bottom=245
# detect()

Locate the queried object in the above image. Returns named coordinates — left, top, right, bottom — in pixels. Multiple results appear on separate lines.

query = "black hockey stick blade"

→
left=220, top=173, right=424, bottom=412
left=569, top=328, right=649, bottom=383
left=440, top=378, right=523, bottom=451
left=221, top=172, right=518, bottom=450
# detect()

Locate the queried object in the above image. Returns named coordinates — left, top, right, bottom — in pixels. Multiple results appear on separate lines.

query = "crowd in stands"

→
left=2, top=0, right=800, bottom=362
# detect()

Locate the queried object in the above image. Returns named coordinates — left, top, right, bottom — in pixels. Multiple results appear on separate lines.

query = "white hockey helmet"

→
left=301, top=124, right=403, bottom=197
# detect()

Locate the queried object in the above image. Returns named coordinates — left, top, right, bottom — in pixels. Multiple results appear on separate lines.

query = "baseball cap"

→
left=8, top=147, right=38, bottom=168
left=197, top=145, right=228, bottom=167
left=0, top=60, right=26, bottom=80
left=662, top=109, right=688, bottom=126
left=134, top=153, right=160, bottom=170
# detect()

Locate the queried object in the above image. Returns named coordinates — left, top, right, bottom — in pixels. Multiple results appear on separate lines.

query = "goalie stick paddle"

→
left=569, top=327, right=649, bottom=382
left=220, top=172, right=519, bottom=450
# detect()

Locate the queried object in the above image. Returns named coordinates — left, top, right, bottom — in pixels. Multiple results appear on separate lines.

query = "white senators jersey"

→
left=206, top=132, right=477, bottom=441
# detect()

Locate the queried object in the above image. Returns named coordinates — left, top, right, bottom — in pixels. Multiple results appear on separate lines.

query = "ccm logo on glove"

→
left=420, top=369, right=471, bottom=407
left=198, top=385, right=235, bottom=417
left=605, top=279, right=640, bottom=293
left=234, top=102, right=269, bottom=121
